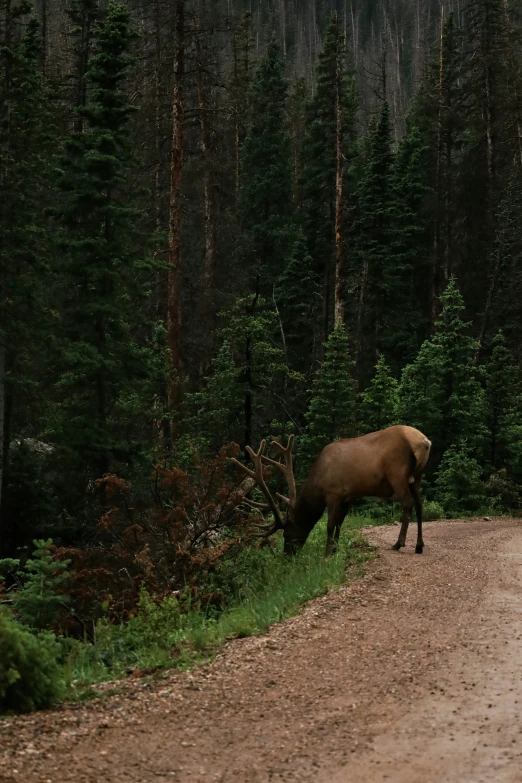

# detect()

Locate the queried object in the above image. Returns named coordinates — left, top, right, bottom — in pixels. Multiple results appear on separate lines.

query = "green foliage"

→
left=301, top=12, right=358, bottom=302
left=12, top=540, right=70, bottom=630
left=240, top=35, right=294, bottom=287
left=434, top=442, right=486, bottom=516
left=0, top=606, right=65, bottom=713
left=51, top=2, right=158, bottom=485
left=299, top=323, right=357, bottom=474
left=70, top=518, right=373, bottom=688
left=218, top=295, right=292, bottom=445
left=185, top=340, right=244, bottom=453
left=484, top=331, right=522, bottom=471
left=398, top=279, right=487, bottom=465
left=275, top=230, right=319, bottom=369
left=359, top=356, right=398, bottom=433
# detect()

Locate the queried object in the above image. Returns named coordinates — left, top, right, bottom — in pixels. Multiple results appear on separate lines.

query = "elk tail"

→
left=408, top=437, right=432, bottom=484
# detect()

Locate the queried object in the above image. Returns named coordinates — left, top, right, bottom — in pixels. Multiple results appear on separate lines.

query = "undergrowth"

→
left=68, top=516, right=375, bottom=696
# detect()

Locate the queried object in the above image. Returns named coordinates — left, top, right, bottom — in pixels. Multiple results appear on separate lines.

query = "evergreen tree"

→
left=301, top=13, right=358, bottom=342
left=352, top=101, right=396, bottom=378
left=185, top=341, right=244, bottom=454
left=298, top=323, right=356, bottom=475
left=220, top=296, right=290, bottom=450
left=359, top=356, right=398, bottom=434
left=51, top=3, right=156, bottom=488
left=397, top=279, right=487, bottom=469
left=484, top=331, right=520, bottom=469
left=434, top=442, right=486, bottom=515
left=239, top=35, right=294, bottom=289
left=0, top=13, right=56, bottom=555
left=12, top=539, right=70, bottom=630
left=275, top=229, right=319, bottom=371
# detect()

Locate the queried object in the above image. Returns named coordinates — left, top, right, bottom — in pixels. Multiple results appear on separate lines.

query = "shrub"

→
left=0, top=606, right=65, bottom=713
left=12, top=539, right=70, bottom=629
left=435, top=443, right=486, bottom=516
left=422, top=500, right=446, bottom=521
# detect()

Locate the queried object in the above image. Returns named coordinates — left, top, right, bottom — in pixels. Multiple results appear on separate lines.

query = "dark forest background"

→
left=3, top=0, right=522, bottom=598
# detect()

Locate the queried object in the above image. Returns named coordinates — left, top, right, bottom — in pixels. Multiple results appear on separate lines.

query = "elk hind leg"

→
left=391, top=489, right=414, bottom=552
left=410, top=478, right=424, bottom=554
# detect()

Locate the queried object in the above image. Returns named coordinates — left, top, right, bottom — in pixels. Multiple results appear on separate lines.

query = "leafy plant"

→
left=12, top=539, right=70, bottom=629
left=0, top=606, right=65, bottom=713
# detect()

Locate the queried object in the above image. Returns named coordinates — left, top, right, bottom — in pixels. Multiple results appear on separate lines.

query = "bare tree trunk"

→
left=167, top=0, right=185, bottom=438
left=431, top=7, right=444, bottom=328
left=503, top=0, right=522, bottom=171
left=195, top=30, right=216, bottom=374
left=0, top=343, right=5, bottom=548
left=334, top=40, right=344, bottom=326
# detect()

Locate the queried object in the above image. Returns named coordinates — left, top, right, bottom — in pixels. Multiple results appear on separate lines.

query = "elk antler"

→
left=230, top=441, right=285, bottom=535
left=261, top=435, right=297, bottom=508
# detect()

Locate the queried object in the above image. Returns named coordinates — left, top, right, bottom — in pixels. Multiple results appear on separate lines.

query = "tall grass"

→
left=68, top=516, right=375, bottom=694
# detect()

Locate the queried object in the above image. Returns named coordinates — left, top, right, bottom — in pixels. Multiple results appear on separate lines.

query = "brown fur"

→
left=284, top=426, right=432, bottom=555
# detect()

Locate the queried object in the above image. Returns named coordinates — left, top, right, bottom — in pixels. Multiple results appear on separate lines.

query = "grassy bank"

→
left=68, top=515, right=376, bottom=697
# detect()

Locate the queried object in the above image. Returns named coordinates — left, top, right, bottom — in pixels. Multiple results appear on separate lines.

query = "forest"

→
left=2, top=0, right=522, bottom=711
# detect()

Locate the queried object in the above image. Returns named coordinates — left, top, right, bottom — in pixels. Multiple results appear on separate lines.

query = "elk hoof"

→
left=390, top=542, right=402, bottom=551
left=415, top=544, right=424, bottom=554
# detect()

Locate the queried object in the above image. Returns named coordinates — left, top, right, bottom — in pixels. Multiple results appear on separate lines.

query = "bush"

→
left=0, top=606, right=65, bottom=713
left=435, top=443, right=486, bottom=516
left=12, top=539, right=70, bottom=629
left=484, top=470, right=521, bottom=511
left=422, top=500, right=446, bottom=521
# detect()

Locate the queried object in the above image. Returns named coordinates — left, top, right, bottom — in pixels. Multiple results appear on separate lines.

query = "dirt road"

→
left=1, top=518, right=522, bottom=783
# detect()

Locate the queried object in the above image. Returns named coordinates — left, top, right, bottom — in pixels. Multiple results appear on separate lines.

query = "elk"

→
left=231, top=426, right=431, bottom=556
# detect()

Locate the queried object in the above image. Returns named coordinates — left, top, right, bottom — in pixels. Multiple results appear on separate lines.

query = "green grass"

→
left=67, top=515, right=375, bottom=698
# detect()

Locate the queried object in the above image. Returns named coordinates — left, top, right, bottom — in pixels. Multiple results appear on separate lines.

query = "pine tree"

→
left=434, top=442, right=486, bottom=515
left=51, top=3, right=156, bottom=486
left=485, top=331, right=522, bottom=470
left=298, top=323, right=357, bottom=475
left=0, top=13, right=56, bottom=555
left=359, top=356, right=398, bottom=434
left=397, top=279, right=487, bottom=469
left=301, top=13, right=358, bottom=341
left=185, top=341, right=244, bottom=454
left=12, top=539, right=70, bottom=630
left=275, top=229, right=318, bottom=371
left=239, top=35, right=294, bottom=289
left=220, top=296, right=290, bottom=451
left=352, top=101, right=396, bottom=378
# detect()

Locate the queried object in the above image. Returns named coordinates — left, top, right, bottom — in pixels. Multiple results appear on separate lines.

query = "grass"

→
left=67, top=515, right=376, bottom=698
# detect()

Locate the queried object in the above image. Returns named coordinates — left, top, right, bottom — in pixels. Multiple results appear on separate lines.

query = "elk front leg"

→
left=325, top=501, right=349, bottom=556
left=391, top=493, right=414, bottom=552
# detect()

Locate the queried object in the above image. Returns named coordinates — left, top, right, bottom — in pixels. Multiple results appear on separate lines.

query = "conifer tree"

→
left=359, top=356, right=398, bottom=434
left=397, top=279, right=487, bottom=468
left=12, top=539, right=70, bottom=630
left=275, top=229, right=318, bottom=371
left=434, top=442, right=486, bottom=515
left=352, top=101, right=396, bottom=377
left=239, top=36, right=294, bottom=289
left=52, top=3, right=155, bottom=486
left=301, top=13, right=357, bottom=341
left=484, top=331, right=521, bottom=470
left=185, top=341, right=244, bottom=454
left=0, top=13, right=55, bottom=554
left=298, top=323, right=356, bottom=475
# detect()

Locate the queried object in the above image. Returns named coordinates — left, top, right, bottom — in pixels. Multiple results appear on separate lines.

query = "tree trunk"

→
left=333, top=40, right=344, bottom=326
left=0, top=343, right=5, bottom=553
left=167, top=0, right=185, bottom=438
left=195, top=30, right=216, bottom=375
left=431, top=7, right=444, bottom=328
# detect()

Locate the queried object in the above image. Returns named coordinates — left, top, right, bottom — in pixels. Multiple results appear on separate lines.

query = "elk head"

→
left=230, top=435, right=301, bottom=554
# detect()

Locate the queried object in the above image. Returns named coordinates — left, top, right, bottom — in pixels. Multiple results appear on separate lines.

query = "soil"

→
left=1, top=517, right=522, bottom=783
